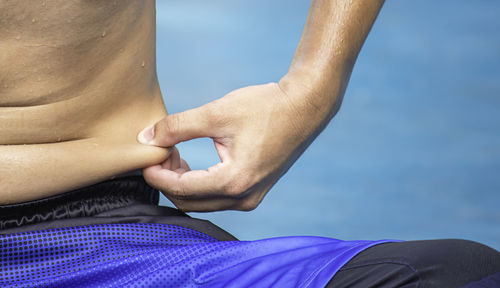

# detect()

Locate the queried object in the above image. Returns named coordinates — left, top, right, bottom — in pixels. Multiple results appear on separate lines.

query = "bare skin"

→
left=0, top=0, right=169, bottom=204
left=140, top=0, right=385, bottom=212
left=0, top=0, right=384, bottom=210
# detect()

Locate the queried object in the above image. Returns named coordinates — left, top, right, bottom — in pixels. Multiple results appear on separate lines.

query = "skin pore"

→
left=0, top=0, right=169, bottom=204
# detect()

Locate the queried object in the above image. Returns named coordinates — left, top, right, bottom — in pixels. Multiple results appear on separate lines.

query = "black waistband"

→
left=0, top=176, right=159, bottom=230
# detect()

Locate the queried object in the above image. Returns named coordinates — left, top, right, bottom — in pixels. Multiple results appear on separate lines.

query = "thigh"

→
left=327, top=239, right=500, bottom=288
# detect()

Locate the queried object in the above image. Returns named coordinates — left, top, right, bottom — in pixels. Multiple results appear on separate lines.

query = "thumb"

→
left=137, top=105, right=214, bottom=147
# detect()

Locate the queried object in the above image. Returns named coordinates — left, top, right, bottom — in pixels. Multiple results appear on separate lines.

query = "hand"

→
left=137, top=79, right=335, bottom=212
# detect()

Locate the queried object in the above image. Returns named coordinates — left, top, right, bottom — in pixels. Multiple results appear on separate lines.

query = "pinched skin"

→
left=0, top=0, right=170, bottom=204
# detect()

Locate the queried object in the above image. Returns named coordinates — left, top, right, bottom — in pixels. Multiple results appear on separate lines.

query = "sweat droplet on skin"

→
left=141, top=60, right=145, bottom=67
left=101, top=31, right=106, bottom=37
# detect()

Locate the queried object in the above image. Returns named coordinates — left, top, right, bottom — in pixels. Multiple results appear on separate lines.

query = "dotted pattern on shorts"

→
left=0, top=223, right=230, bottom=287
left=0, top=223, right=388, bottom=288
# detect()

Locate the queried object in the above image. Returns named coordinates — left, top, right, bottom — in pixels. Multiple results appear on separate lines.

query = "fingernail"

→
left=137, top=124, right=155, bottom=145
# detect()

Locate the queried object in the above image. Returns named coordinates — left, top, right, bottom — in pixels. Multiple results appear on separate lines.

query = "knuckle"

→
left=170, top=199, right=187, bottom=211
left=162, top=191, right=190, bottom=212
left=157, top=113, right=180, bottom=138
left=237, top=197, right=259, bottom=212
left=174, top=185, right=188, bottom=199
left=161, top=184, right=185, bottom=199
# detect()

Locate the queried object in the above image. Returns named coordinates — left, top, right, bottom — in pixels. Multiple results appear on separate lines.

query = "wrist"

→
left=279, top=60, right=351, bottom=120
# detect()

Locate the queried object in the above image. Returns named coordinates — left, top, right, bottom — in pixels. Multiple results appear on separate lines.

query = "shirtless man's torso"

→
left=0, top=0, right=169, bottom=204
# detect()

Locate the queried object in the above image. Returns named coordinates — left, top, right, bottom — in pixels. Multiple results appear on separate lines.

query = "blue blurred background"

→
left=155, top=0, right=500, bottom=250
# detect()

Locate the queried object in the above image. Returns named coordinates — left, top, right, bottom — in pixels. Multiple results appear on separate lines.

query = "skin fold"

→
left=0, top=0, right=384, bottom=210
left=0, top=0, right=169, bottom=204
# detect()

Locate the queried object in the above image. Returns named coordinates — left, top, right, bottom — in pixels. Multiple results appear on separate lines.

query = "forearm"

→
left=280, top=0, right=385, bottom=119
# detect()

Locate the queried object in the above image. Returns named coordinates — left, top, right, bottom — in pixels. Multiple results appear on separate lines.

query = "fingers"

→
left=162, top=195, right=262, bottom=212
left=143, top=160, right=263, bottom=212
left=138, top=84, right=292, bottom=212
left=138, top=104, right=216, bottom=147
left=143, top=162, right=228, bottom=199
